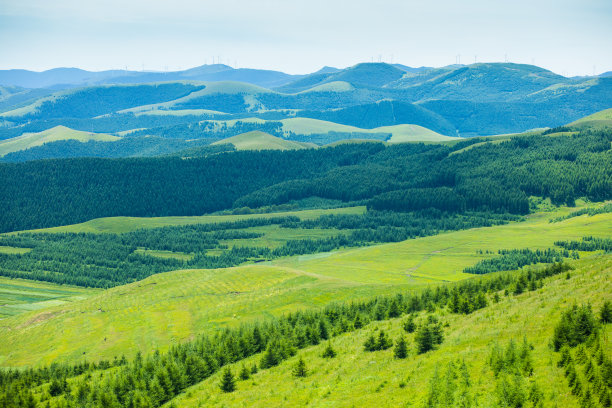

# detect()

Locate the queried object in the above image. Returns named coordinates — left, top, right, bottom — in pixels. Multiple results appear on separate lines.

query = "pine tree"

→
left=260, top=342, right=280, bottom=369
left=219, top=367, right=236, bottom=393
left=416, top=325, right=434, bottom=354
left=251, top=326, right=264, bottom=353
left=364, top=334, right=378, bottom=352
left=403, top=315, right=416, bottom=333
left=322, top=342, right=337, bottom=358
left=394, top=336, right=408, bottom=359
left=388, top=298, right=401, bottom=318
left=239, top=364, right=250, bottom=380
left=600, top=300, right=612, bottom=323
left=319, top=320, right=329, bottom=340
left=293, top=357, right=307, bottom=378
left=377, top=330, right=393, bottom=350
left=514, top=275, right=527, bottom=295
left=251, top=363, right=258, bottom=374
left=353, top=314, right=363, bottom=329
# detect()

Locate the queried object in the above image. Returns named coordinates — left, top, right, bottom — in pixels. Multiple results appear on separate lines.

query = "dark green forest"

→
left=1, top=129, right=608, bottom=233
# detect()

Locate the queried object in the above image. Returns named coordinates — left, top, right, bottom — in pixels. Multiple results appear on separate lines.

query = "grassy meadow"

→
left=0, top=277, right=98, bottom=319
left=212, top=131, right=312, bottom=151
left=15, top=206, right=366, bottom=234
left=0, top=203, right=609, bottom=368
left=166, top=255, right=611, bottom=408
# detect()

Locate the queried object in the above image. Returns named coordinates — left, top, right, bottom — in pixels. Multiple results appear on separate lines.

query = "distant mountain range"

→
left=0, top=64, right=302, bottom=89
left=0, top=61, right=610, bottom=160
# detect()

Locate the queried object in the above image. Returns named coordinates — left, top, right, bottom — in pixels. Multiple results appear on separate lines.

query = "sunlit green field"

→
left=167, top=255, right=611, bottom=408
left=0, top=245, right=31, bottom=255
left=15, top=206, right=365, bottom=234
left=0, top=204, right=608, bottom=368
left=0, top=277, right=99, bottom=319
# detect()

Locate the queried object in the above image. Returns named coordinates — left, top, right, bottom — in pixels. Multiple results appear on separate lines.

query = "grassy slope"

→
left=279, top=118, right=456, bottom=142
left=568, top=107, right=612, bottom=130
left=15, top=207, right=365, bottom=234
left=0, top=125, right=119, bottom=157
left=0, top=205, right=609, bottom=367
left=168, top=255, right=611, bottom=408
left=114, top=81, right=272, bottom=113
left=0, top=277, right=99, bottom=319
left=212, top=131, right=312, bottom=151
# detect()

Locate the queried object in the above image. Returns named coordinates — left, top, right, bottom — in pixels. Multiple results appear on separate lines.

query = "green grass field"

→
left=0, top=125, right=119, bottom=157
left=15, top=207, right=366, bottom=234
left=0, top=277, right=99, bottom=319
left=568, top=107, right=612, bottom=130
left=0, top=204, right=608, bottom=368
left=0, top=245, right=31, bottom=255
left=166, top=255, right=611, bottom=408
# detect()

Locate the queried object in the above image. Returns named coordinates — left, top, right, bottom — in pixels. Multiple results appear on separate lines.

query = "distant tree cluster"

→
left=463, top=248, right=574, bottom=275
left=549, top=203, right=612, bottom=223
left=555, top=236, right=612, bottom=253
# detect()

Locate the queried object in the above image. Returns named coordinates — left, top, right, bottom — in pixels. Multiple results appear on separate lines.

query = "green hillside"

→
left=167, top=255, right=611, bottom=408
left=568, top=107, right=612, bottom=130
left=389, top=63, right=565, bottom=101
left=0, top=82, right=205, bottom=119
left=0, top=205, right=608, bottom=367
left=212, top=131, right=313, bottom=150
left=0, top=125, right=119, bottom=157
left=277, top=63, right=406, bottom=93
left=208, top=117, right=456, bottom=143
left=0, top=277, right=99, bottom=319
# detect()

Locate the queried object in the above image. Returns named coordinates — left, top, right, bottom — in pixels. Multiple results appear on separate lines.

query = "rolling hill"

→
left=0, top=125, right=119, bottom=157
left=212, top=131, right=313, bottom=151
left=567, top=107, right=612, bottom=130
left=297, top=100, right=457, bottom=134
left=276, top=62, right=407, bottom=93
left=279, top=118, right=454, bottom=142
left=0, top=62, right=611, bottom=154
left=388, top=63, right=566, bottom=102
left=0, top=82, right=206, bottom=119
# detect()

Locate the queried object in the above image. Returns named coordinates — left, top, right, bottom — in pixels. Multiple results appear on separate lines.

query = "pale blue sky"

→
left=1, top=0, right=611, bottom=76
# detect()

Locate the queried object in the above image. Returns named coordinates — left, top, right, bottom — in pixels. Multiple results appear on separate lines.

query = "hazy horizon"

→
left=1, top=0, right=611, bottom=77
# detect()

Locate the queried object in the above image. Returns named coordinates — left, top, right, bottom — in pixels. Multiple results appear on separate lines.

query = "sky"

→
left=1, top=0, right=611, bottom=76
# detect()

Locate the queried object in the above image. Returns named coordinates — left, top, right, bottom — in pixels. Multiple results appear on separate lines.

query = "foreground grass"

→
left=167, top=255, right=611, bottom=408
left=0, top=205, right=608, bottom=368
